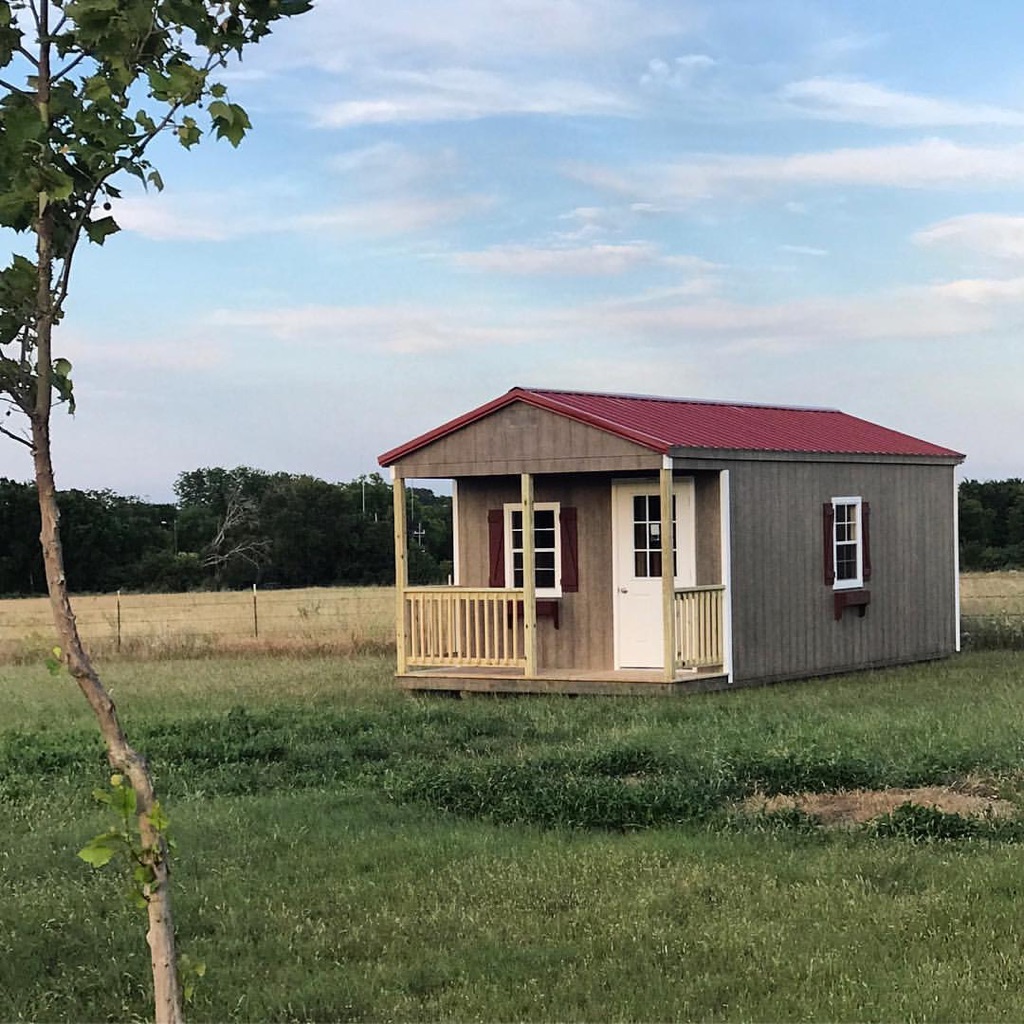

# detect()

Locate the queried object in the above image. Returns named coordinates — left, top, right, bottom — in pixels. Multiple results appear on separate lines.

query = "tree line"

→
left=3, top=473, right=1020, bottom=596
left=0, top=467, right=451, bottom=596
left=958, top=479, right=1024, bottom=571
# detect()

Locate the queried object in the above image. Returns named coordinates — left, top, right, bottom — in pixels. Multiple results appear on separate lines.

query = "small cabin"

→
left=378, top=387, right=964, bottom=695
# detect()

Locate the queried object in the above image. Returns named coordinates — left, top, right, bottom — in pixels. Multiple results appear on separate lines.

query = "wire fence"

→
left=2, top=578, right=1023, bottom=662
left=0, top=585, right=395, bottom=662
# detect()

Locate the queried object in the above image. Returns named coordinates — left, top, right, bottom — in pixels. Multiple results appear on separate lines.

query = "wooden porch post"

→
left=660, top=459, right=675, bottom=682
left=392, top=472, right=409, bottom=675
left=520, top=472, right=538, bottom=677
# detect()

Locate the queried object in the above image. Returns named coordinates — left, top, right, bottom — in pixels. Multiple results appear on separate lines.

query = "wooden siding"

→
left=456, top=471, right=724, bottom=673
left=694, top=472, right=721, bottom=586
left=726, top=460, right=957, bottom=684
left=394, top=402, right=662, bottom=478
left=456, top=475, right=615, bottom=671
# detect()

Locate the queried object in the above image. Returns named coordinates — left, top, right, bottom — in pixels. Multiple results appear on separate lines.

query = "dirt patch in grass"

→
left=741, top=781, right=1019, bottom=828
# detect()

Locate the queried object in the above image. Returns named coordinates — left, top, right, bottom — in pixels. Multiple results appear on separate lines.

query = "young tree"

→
left=0, top=2, right=311, bottom=1021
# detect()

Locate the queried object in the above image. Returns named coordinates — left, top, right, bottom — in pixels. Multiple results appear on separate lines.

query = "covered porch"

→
left=391, top=462, right=732, bottom=694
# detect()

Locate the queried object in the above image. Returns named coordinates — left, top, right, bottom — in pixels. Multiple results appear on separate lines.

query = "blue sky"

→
left=4, top=0, right=1024, bottom=499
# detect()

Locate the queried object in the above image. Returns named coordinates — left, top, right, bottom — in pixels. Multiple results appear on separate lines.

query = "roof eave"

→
left=378, top=386, right=668, bottom=467
left=667, top=445, right=966, bottom=464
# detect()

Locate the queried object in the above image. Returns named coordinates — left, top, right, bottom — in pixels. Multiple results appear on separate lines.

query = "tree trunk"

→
left=25, top=7, right=182, bottom=1016
left=30, top=417, right=184, bottom=1023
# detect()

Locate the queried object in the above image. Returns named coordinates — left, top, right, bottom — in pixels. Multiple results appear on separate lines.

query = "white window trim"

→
left=832, top=495, right=863, bottom=591
left=504, top=501, right=562, bottom=598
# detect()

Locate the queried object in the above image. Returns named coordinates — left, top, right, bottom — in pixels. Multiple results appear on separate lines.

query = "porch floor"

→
left=397, top=665, right=730, bottom=696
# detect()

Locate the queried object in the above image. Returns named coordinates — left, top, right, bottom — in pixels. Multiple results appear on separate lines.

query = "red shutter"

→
left=487, top=509, right=505, bottom=587
left=862, top=501, right=872, bottom=582
left=560, top=506, right=579, bottom=592
left=823, top=502, right=835, bottom=586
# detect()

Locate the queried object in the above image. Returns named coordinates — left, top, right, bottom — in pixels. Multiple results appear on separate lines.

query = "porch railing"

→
left=405, top=587, right=526, bottom=668
left=674, top=585, right=726, bottom=669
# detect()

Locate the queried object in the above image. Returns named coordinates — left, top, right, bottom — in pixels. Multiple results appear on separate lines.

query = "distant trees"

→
left=959, top=479, right=1024, bottom=570
left=0, top=469, right=451, bottom=596
left=5, top=473, right=1024, bottom=592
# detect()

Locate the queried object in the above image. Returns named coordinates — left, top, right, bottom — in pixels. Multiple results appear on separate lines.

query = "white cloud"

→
left=561, top=273, right=1024, bottom=351
left=206, top=304, right=543, bottom=354
left=273, top=0, right=688, bottom=69
left=927, top=276, right=1024, bottom=304
left=452, top=242, right=663, bottom=276
left=293, top=196, right=491, bottom=237
left=201, top=263, right=1024, bottom=372
left=114, top=195, right=237, bottom=242
left=641, top=54, right=716, bottom=91
left=115, top=191, right=487, bottom=242
left=318, top=68, right=633, bottom=128
left=780, top=77, right=1024, bottom=127
left=572, top=140, right=1024, bottom=205
left=914, top=214, right=1024, bottom=261
left=779, top=244, right=829, bottom=257
left=329, top=142, right=460, bottom=188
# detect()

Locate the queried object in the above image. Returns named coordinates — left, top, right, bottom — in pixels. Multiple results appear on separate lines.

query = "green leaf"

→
left=147, top=800, right=171, bottom=833
left=110, top=780, right=137, bottom=817
left=83, top=75, right=111, bottom=102
left=176, top=116, right=202, bottom=149
left=209, top=101, right=251, bottom=148
left=78, top=831, right=129, bottom=868
left=84, top=216, right=120, bottom=245
left=45, top=645, right=63, bottom=676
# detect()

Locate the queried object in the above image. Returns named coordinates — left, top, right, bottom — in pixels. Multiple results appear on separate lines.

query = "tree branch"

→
left=15, top=45, right=40, bottom=68
left=51, top=52, right=89, bottom=85
left=0, top=76, right=33, bottom=95
left=0, top=421, right=33, bottom=448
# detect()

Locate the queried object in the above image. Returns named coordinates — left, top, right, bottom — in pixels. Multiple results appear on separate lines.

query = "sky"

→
left=3, top=0, right=1024, bottom=500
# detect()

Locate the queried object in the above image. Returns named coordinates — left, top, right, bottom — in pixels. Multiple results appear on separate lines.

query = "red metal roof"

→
left=378, top=387, right=964, bottom=465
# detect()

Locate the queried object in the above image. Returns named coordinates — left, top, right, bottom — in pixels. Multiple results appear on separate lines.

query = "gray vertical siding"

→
left=726, top=459, right=957, bottom=684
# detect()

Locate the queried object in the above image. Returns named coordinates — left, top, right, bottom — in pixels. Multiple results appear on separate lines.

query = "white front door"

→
left=612, top=479, right=696, bottom=669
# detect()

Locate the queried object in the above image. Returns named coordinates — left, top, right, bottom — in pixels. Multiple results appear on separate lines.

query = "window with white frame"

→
left=832, top=496, right=863, bottom=590
left=505, top=502, right=561, bottom=596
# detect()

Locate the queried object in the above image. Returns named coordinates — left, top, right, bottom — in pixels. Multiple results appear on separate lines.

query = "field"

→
left=3, top=575, right=1024, bottom=1020
left=0, top=570, right=1021, bottom=664
left=0, top=585, right=394, bottom=661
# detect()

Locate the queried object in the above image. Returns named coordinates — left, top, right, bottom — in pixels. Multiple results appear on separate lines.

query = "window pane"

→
left=836, top=547, right=857, bottom=580
left=650, top=551, right=662, bottom=578
left=635, top=551, right=647, bottom=577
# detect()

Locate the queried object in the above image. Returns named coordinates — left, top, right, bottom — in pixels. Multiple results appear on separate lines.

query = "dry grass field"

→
left=0, top=571, right=1018, bottom=663
left=0, top=586, right=394, bottom=662
left=960, top=569, right=1024, bottom=614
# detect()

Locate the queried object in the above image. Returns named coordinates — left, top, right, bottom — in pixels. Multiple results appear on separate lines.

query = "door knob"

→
left=619, top=586, right=629, bottom=593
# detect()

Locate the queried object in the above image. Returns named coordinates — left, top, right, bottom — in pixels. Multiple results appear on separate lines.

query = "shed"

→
left=378, top=387, right=965, bottom=695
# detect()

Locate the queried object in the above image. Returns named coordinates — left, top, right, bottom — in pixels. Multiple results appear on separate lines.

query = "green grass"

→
left=4, top=651, right=1024, bottom=1021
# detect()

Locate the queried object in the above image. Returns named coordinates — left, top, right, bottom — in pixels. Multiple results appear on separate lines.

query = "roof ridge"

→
left=516, top=386, right=841, bottom=415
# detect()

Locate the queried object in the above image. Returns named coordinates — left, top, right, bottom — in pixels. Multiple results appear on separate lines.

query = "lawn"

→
left=3, top=650, right=1024, bottom=1021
